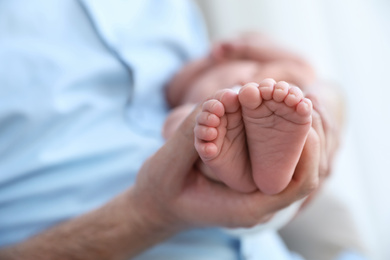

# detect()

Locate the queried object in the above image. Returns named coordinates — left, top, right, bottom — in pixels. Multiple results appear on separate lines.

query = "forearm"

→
left=0, top=189, right=176, bottom=260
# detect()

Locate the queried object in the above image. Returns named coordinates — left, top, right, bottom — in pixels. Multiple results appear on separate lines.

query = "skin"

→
left=166, top=57, right=216, bottom=108
left=238, top=80, right=313, bottom=195
left=165, top=33, right=318, bottom=108
left=0, top=106, right=321, bottom=260
left=211, top=32, right=317, bottom=87
left=212, top=33, right=344, bottom=178
left=192, top=80, right=313, bottom=195
left=164, top=32, right=344, bottom=208
left=166, top=32, right=343, bottom=184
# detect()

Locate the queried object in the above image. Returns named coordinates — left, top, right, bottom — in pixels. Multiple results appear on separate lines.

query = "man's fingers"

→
left=283, top=128, right=321, bottom=202
left=311, top=110, right=329, bottom=178
left=235, top=128, right=321, bottom=218
left=306, top=91, right=336, bottom=178
left=151, top=105, right=201, bottom=186
left=171, top=126, right=320, bottom=228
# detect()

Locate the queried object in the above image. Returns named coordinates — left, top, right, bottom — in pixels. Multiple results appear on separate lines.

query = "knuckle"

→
left=302, top=177, right=319, bottom=195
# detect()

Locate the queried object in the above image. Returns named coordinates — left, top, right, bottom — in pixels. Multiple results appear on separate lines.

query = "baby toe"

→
left=284, top=86, right=304, bottom=107
left=202, top=99, right=225, bottom=117
left=194, top=125, right=218, bottom=141
left=196, top=111, right=221, bottom=127
left=258, top=78, right=276, bottom=100
left=238, top=82, right=261, bottom=110
left=273, top=81, right=290, bottom=102
left=296, top=98, right=313, bottom=116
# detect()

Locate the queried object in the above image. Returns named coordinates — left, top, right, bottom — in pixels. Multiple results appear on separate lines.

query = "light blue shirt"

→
left=0, top=1, right=301, bottom=259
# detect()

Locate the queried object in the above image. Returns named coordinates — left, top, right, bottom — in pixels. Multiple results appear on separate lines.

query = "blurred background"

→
left=195, top=1, right=390, bottom=260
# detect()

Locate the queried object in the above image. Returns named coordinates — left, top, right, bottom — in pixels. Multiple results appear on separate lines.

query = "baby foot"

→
left=194, top=89, right=257, bottom=193
left=238, top=79, right=312, bottom=195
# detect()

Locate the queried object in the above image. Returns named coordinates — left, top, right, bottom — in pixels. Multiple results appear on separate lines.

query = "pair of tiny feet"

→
left=194, top=78, right=313, bottom=195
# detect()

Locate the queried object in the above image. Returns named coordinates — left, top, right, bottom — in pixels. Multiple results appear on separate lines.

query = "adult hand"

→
left=0, top=104, right=319, bottom=260
left=299, top=80, right=345, bottom=208
left=133, top=105, right=321, bottom=231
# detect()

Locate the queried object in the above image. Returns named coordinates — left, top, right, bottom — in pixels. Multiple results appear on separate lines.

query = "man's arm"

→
left=0, top=109, right=202, bottom=260
left=0, top=188, right=176, bottom=260
left=0, top=106, right=321, bottom=260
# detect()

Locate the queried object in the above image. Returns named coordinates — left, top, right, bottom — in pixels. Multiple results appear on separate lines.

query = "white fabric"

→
left=225, top=199, right=304, bottom=236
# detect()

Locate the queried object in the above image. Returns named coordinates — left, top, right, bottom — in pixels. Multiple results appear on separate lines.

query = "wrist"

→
left=124, top=188, right=181, bottom=241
